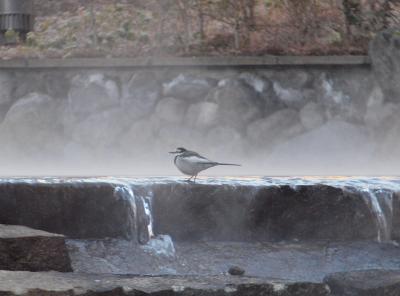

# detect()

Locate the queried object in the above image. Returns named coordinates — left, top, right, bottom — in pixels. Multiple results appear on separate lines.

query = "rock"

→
left=0, top=93, right=64, bottom=155
left=163, top=74, right=217, bottom=102
left=68, top=73, right=120, bottom=120
left=299, top=101, right=326, bottom=130
left=122, top=71, right=161, bottom=120
left=152, top=183, right=377, bottom=242
left=0, top=271, right=331, bottom=296
left=0, top=224, right=72, bottom=272
left=228, top=266, right=245, bottom=276
left=210, top=78, right=264, bottom=129
left=370, top=28, right=400, bottom=102
left=273, top=82, right=307, bottom=109
left=154, top=97, right=187, bottom=124
left=240, top=72, right=283, bottom=116
left=246, top=109, right=303, bottom=148
left=239, top=72, right=270, bottom=93
left=70, top=108, right=132, bottom=149
left=205, top=126, right=243, bottom=156
left=266, top=120, right=374, bottom=175
left=0, top=72, right=15, bottom=106
left=275, top=70, right=312, bottom=89
left=43, top=72, right=71, bottom=99
left=324, top=269, right=400, bottom=296
left=0, top=181, right=136, bottom=239
left=185, top=101, right=219, bottom=129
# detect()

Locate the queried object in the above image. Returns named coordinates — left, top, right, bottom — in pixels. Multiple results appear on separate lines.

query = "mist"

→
left=0, top=63, right=398, bottom=177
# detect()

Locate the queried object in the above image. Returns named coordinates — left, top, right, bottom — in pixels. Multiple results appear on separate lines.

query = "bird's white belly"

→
left=175, top=156, right=215, bottom=176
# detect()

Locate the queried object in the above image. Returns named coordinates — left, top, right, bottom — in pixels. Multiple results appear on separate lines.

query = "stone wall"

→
left=0, top=49, right=397, bottom=175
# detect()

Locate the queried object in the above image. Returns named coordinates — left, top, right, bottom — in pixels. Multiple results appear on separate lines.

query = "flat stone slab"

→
left=0, top=271, right=330, bottom=296
left=0, top=177, right=399, bottom=243
left=324, top=269, right=400, bottom=295
left=0, top=224, right=72, bottom=272
left=67, top=239, right=400, bottom=282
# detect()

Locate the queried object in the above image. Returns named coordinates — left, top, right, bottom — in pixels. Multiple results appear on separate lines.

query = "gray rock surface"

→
left=185, top=101, right=219, bottom=129
left=0, top=271, right=331, bottom=296
left=370, top=28, right=400, bottom=102
left=0, top=182, right=135, bottom=239
left=299, top=102, right=326, bottom=130
left=0, top=93, right=64, bottom=155
left=122, top=71, right=161, bottom=119
left=163, top=74, right=217, bottom=102
left=324, top=269, right=400, bottom=296
left=68, top=73, right=120, bottom=120
left=0, top=224, right=71, bottom=272
left=246, top=109, right=303, bottom=148
left=154, top=97, right=187, bottom=124
left=210, top=78, right=264, bottom=129
left=152, top=183, right=377, bottom=241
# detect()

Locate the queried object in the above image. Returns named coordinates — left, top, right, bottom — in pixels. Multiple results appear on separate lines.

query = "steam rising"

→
left=0, top=67, right=398, bottom=176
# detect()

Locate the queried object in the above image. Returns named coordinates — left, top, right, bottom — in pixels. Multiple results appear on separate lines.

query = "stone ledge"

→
left=0, top=56, right=370, bottom=69
left=0, top=271, right=330, bottom=296
left=0, top=225, right=72, bottom=272
left=324, top=269, right=400, bottom=296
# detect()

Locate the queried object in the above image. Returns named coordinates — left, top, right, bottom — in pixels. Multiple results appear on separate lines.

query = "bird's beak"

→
left=169, top=151, right=178, bottom=154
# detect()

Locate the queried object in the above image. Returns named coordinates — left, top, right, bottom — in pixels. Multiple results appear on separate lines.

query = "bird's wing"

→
left=182, top=151, right=216, bottom=164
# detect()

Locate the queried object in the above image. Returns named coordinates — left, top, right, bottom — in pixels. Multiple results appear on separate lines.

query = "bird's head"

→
left=169, top=147, right=187, bottom=154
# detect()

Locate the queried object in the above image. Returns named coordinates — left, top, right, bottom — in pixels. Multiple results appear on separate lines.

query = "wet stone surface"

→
left=66, top=239, right=400, bottom=282
left=0, top=224, right=72, bottom=272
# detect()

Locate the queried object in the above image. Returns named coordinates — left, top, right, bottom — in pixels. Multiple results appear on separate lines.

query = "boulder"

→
left=274, top=69, right=312, bottom=90
left=185, top=101, right=219, bottom=129
left=324, top=269, right=400, bottom=296
left=239, top=72, right=283, bottom=116
left=209, top=78, right=264, bottom=130
left=370, top=28, right=400, bottom=102
left=0, top=271, right=330, bottom=296
left=70, top=107, right=132, bottom=149
left=163, top=74, right=217, bottom=102
left=0, top=93, right=64, bottom=155
left=154, top=97, right=187, bottom=124
left=265, top=120, right=375, bottom=175
left=0, top=224, right=71, bottom=272
left=68, top=73, right=120, bottom=120
left=246, top=109, right=304, bottom=149
left=0, top=72, right=15, bottom=106
left=273, top=82, right=307, bottom=110
left=122, top=71, right=161, bottom=120
left=299, top=101, right=326, bottom=130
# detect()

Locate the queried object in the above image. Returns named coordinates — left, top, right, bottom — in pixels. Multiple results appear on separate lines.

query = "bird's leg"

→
left=193, top=174, right=198, bottom=183
left=187, top=175, right=193, bottom=182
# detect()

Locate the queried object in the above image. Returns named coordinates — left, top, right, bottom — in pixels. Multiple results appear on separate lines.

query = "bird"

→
left=169, top=147, right=241, bottom=182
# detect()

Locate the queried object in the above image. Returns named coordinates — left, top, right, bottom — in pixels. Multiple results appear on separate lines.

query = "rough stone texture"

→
left=163, top=73, right=217, bottom=102
left=0, top=182, right=135, bottom=239
left=121, top=71, right=161, bottom=120
left=0, top=271, right=331, bottom=296
left=154, top=97, right=187, bottom=124
left=68, top=73, right=120, bottom=120
left=209, top=78, right=264, bottom=129
left=299, top=101, right=326, bottom=130
left=0, top=224, right=72, bottom=272
left=324, top=269, right=400, bottom=296
left=152, top=183, right=377, bottom=242
left=0, top=92, right=64, bottom=156
left=370, top=28, right=400, bottom=102
left=246, top=108, right=304, bottom=149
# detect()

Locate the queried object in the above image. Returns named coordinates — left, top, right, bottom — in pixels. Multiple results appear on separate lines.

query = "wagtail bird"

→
left=169, top=147, right=241, bottom=182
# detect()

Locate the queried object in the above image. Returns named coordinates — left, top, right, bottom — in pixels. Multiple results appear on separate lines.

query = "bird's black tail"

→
left=216, top=162, right=241, bottom=166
